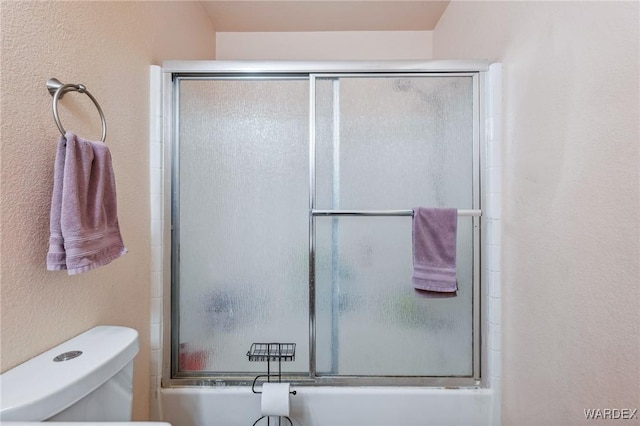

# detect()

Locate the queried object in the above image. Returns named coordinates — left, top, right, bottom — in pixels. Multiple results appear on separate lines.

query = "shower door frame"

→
left=162, top=60, right=489, bottom=389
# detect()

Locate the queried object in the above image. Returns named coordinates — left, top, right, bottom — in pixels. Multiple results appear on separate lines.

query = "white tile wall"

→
left=149, top=65, right=163, bottom=421
left=485, top=63, right=502, bottom=426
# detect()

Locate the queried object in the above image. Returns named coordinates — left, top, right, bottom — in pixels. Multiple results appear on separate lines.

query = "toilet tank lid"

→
left=0, top=326, right=139, bottom=421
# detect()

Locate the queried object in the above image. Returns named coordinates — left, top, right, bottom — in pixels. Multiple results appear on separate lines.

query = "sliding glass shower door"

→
left=314, top=75, right=475, bottom=377
left=173, top=72, right=479, bottom=381
left=175, top=78, right=310, bottom=374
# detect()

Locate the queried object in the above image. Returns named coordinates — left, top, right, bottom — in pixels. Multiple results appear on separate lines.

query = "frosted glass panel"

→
left=315, top=217, right=474, bottom=376
left=177, top=79, right=309, bottom=374
left=316, top=76, right=474, bottom=210
left=315, top=76, right=475, bottom=376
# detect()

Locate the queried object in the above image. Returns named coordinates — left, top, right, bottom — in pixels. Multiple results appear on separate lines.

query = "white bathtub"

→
left=161, top=386, right=496, bottom=426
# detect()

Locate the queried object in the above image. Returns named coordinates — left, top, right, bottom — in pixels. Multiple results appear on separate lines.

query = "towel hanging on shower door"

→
left=411, top=207, right=458, bottom=293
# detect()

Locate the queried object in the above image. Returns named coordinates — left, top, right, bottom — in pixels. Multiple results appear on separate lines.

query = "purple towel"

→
left=47, top=132, right=127, bottom=275
left=412, top=207, right=458, bottom=293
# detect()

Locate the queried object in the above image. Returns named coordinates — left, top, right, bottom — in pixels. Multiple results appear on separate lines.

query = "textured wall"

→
left=433, top=2, right=639, bottom=425
left=0, top=1, right=214, bottom=419
left=216, top=31, right=432, bottom=59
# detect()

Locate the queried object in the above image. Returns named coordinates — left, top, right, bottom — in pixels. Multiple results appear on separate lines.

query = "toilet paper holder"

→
left=247, top=343, right=297, bottom=426
left=251, top=374, right=297, bottom=395
left=252, top=414, right=293, bottom=426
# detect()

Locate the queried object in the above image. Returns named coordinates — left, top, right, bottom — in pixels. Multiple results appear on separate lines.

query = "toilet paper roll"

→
left=261, top=382, right=290, bottom=417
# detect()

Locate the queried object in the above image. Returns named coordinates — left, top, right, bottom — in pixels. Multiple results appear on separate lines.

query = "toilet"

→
left=0, top=325, right=169, bottom=425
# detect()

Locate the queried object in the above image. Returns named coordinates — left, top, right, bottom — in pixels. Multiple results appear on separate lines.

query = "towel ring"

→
left=47, top=78, right=107, bottom=143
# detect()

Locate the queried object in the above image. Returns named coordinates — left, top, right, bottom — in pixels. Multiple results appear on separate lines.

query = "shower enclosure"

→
left=164, top=61, right=486, bottom=388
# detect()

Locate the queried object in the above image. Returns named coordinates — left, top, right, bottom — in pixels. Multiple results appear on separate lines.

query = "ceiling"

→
left=200, top=1, right=450, bottom=32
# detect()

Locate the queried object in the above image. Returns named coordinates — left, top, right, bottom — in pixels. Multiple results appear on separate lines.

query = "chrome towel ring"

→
left=46, top=78, right=107, bottom=143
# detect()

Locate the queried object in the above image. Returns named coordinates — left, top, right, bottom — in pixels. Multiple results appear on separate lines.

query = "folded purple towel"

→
left=47, top=132, right=127, bottom=275
left=412, top=207, right=458, bottom=293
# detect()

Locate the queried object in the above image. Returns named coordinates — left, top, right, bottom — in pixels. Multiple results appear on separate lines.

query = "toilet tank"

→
left=0, top=326, right=139, bottom=422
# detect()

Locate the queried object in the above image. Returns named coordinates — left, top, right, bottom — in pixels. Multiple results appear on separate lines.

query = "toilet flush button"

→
left=53, top=350, right=83, bottom=362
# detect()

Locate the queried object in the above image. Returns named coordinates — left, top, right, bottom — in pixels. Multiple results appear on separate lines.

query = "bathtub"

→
left=161, top=386, right=496, bottom=426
